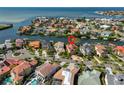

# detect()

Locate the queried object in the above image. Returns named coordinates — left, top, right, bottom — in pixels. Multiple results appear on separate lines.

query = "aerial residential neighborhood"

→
left=0, top=8, right=124, bottom=85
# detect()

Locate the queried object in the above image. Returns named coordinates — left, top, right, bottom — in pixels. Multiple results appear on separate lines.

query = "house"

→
left=29, top=41, right=41, bottom=49
left=111, top=25, right=119, bottom=31
left=80, top=43, right=94, bottom=56
left=19, top=26, right=32, bottom=34
left=35, top=63, right=60, bottom=83
left=105, top=67, right=124, bottom=85
left=41, top=40, right=49, bottom=50
left=95, top=44, right=107, bottom=57
left=114, top=46, right=124, bottom=57
left=42, top=50, right=47, bottom=58
left=10, top=60, right=37, bottom=84
left=0, top=44, right=5, bottom=49
left=71, top=55, right=83, bottom=62
left=4, top=59, right=22, bottom=68
left=101, top=31, right=112, bottom=37
left=70, top=28, right=79, bottom=34
left=0, top=58, right=24, bottom=82
left=53, top=63, right=79, bottom=85
left=0, top=63, right=10, bottom=81
left=32, top=17, right=42, bottom=27
left=4, top=39, right=12, bottom=49
left=100, top=25, right=110, bottom=30
left=78, top=69, right=101, bottom=85
left=80, top=27, right=90, bottom=35
left=15, top=39, right=24, bottom=48
left=66, top=44, right=78, bottom=54
left=54, top=42, right=65, bottom=54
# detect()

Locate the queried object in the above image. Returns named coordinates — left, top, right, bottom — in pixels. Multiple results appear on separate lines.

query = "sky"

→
left=0, top=0, right=124, bottom=7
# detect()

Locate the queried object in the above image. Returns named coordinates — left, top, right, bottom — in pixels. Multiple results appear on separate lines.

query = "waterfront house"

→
left=35, top=63, right=60, bottom=83
left=114, top=46, right=124, bottom=57
left=54, top=42, right=65, bottom=54
left=15, top=39, right=24, bottom=48
left=79, top=43, right=94, bottom=56
left=19, top=26, right=32, bottom=34
left=29, top=41, right=41, bottom=49
left=10, top=60, right=37, bottom=84
left=32, top=17, right=42, bottom=27
left=66, top=44, right=78, bottom=54
left=95, top=44, right=107, bottom=57
left=53, top=63, right=79, bottom=85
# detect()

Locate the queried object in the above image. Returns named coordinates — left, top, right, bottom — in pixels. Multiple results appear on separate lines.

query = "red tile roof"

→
left=11, top=60, right=37, bottom=82
left=0, top=65, right=10, bottom=76
left=115, top=46, right=124, bottom=54
left=36, top=63, right=59, bottom=78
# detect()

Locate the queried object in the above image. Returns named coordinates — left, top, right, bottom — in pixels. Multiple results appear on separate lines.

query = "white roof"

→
left=62, top=70, right=72, bottom=85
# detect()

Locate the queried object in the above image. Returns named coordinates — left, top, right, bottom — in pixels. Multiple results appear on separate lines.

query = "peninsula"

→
left=0, top=24, right=13, bottom=30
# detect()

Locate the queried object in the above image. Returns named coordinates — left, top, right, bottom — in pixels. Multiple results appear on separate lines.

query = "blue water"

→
left=0, top=7, right=124, bottom=44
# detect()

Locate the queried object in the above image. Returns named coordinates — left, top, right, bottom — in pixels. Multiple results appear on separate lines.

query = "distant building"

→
left=100, top=25, right=110, bottom=30
left=19, top=26, right=32, bottom=34
left=101, top=31, right=112, bottom=37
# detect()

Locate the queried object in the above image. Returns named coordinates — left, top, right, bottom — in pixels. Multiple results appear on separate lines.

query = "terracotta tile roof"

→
left=36, top=63, right=59, bottom=78
left=11, top=60, right=37, bottom=82
left=115, top=46, right=124, bottom=54
left=5, top=59, right=22, bottom=67
left=0, top=65, right=10, bottom=76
